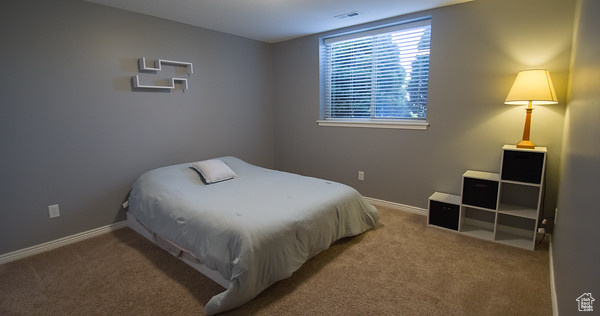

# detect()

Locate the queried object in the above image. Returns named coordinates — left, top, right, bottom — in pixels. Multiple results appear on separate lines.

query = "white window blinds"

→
left=323, top=19, right=431, bottom=121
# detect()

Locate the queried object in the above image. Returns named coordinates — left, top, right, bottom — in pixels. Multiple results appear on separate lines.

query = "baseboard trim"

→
left=549, top=236, right=558, bottom=316
left=0, top=221, right=128, bottom=265
left=365, top=197, right=427, bottom=216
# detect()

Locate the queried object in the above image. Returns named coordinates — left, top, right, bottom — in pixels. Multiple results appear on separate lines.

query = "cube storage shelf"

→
left=428, top=145, right=547, bottom=250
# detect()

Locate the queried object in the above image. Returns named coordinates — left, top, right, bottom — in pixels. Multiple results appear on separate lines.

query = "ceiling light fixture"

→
left=335, top=11, right=360, bottom=20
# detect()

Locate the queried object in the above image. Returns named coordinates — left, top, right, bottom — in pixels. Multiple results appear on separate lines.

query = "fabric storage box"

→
left=428, top=199, right=460, bottom=231
left=501, top=150, right=545, bottom=184
left=462, top=174, right=499, bottom=210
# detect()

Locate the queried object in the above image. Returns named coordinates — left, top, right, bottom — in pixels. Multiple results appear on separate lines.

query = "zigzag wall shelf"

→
left=132, top=57, right=193, bottom=92
left=131, top=75, right=189, bottom=90
left=138, top=57, right=193, bottom=74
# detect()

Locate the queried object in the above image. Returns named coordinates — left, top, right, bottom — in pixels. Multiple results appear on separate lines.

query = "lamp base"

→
left=517, top=140, right=535, bottom=149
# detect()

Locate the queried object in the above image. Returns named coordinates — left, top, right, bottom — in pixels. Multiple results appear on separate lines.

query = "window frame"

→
left=318, top=17, right=432, bottom=130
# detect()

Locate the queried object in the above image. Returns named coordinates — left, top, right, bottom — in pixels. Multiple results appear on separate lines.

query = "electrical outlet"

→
left=48, top=204, right=60, bottom=218
left=358, top=171, right=364, bottom=181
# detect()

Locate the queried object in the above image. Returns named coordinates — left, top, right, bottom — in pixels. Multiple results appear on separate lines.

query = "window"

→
left=319, top=18, right=431, bottom=129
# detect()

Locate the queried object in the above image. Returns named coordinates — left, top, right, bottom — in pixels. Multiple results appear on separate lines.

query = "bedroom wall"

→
left=272, top=0, right=575, bottom=221
left=0, top=0, right=274, bottom=254
left=553, top=0, right=600, bottom=313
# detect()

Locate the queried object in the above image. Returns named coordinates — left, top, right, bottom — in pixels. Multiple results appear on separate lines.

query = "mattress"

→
left=127, top=156, right=379, bottom=314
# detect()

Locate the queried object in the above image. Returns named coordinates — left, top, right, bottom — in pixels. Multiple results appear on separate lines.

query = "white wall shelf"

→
left=131, top=75, right=189, bottom=91
left=138, top=57, right=193, bottom=74
left=132, top=57, right=193, bottom=92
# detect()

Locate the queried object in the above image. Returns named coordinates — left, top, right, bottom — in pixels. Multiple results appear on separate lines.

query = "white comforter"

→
left=128, top=157, right=379, bottom=314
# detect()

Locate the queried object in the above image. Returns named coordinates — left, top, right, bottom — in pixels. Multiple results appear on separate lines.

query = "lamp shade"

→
left=505, top=69, right=558, bottom=105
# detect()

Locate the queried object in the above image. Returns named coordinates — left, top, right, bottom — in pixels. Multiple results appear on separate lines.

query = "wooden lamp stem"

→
left=517, top=101, right=535, bottom=149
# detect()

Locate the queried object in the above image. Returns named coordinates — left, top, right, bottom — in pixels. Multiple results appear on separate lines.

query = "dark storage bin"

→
left=428, top=200, right=459, bottom=231
left=501, top=150, right=545, bottom=184
left=462, top=177, right=498, bottom=210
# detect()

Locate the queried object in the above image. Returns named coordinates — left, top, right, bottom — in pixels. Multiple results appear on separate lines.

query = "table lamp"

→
left=505, top=69, right=558, bottom=149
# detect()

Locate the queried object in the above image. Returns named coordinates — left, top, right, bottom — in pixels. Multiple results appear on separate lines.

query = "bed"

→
left=127, top=156, right=379, bottom=314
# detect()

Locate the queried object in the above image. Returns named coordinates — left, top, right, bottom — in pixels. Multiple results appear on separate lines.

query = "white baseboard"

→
left=0, top=221, right=128, bottom=265
left=365, top=197, right=427, bottom=216
left=549, top=236, right=558, bottom=316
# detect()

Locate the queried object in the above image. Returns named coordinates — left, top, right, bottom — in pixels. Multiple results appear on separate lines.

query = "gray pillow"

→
left=191, top=159, right=237, bottom=184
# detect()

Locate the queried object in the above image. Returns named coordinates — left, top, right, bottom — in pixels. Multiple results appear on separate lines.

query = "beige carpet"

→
left=0, top=207, right=552, bottom=315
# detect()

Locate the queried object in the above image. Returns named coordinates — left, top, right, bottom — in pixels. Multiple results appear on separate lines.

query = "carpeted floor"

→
left=0, top=207, right=552, bottom=315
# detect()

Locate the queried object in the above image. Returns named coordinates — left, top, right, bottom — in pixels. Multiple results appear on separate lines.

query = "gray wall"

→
left=554, top=0, right=600, bottom=313
left=0, top=0, right=274, bottom=254
left=272, top=0, right=575, bottom=222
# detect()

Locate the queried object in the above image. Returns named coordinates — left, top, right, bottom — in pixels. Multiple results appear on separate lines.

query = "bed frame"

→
left=127, top=212, right=231, bottom=289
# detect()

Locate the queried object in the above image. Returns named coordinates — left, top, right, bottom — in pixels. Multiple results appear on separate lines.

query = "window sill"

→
left=317, top=119, right=429, bottom=130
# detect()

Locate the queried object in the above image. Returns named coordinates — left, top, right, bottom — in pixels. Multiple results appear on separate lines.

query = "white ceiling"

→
left=85, top=0, right=473, bottom=43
